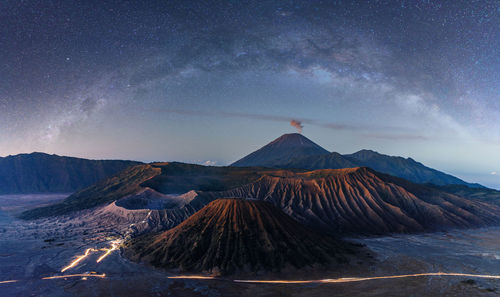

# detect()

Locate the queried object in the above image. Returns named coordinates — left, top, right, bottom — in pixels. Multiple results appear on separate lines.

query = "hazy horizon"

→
left=1, top=1, right=499, bottom=188
left=2, top=130, right=499, bottom=190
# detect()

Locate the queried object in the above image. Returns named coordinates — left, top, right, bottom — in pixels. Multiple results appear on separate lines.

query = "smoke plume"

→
left=290, top=119, right=303, bottom=133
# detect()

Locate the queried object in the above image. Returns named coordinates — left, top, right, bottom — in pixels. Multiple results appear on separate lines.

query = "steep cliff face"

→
left=207, top=168, right=500, bottom=235
left=124, top=199, right=362, bottom=275
left=0, top=152, right=141, bottom=194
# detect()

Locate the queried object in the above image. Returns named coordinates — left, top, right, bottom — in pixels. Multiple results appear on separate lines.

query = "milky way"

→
left=0, top=0, right=499, bottom=187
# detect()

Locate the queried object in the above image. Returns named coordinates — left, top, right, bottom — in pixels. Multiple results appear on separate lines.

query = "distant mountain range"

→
left=124, top=199, right=364, bottom=275
left=1, top=134, right=483, bottom=196
left=231, top=133, right=482, bottom=188
left=0, top=152, right=141, bottom=194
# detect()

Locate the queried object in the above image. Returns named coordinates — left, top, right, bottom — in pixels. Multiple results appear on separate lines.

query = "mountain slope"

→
left=124, top=199, right=363, bottom=275
left=20, top=162, right=298, bottom=219
left=22, top=162, right=500, bottom=236
left=0, top=152, right=141, bottom=194
left=20, top=164, right=161, bottom=219
left=206, top=168, right=500, bottom=235
left=342, top=149, right=480, bottom=187
left=231, top=135, right=480, bottom=187
left=428, top=184, right=500, bottom=206
left=282, top=152, right=358, bottom=169
left=231, top=133, right=329, bottom=167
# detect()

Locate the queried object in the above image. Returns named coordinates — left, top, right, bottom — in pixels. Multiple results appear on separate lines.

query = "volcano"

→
left=24, top=163, right=500, bottom=236
left=231, top=134, right=480, bottom=187
left=124, top=199, right=363, bottom=275
left=206, top=168, right=500, bottom=235
left=231, top=133, right=329, bottom=167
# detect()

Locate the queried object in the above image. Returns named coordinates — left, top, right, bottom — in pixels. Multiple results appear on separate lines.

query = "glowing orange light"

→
left=234, top=272, right=500, bottom=284
left=42, top=273, right=106, bottom=280
left=96, top=239, right=122, bottom=263
left=60, top=239, right=123, bottom=273
left=0, top=280, right=18, bottom=284
left=168, top=275, right=216, bottom=280
left=61, top=248, right=98, bottom=272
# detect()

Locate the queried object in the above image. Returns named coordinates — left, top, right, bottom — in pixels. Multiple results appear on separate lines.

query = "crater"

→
left=115, top=188, right=197, bottom=210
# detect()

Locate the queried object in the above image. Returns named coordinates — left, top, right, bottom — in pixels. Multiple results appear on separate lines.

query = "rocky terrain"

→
left=16, top=134, right=490, bottom=222
left=22, top=164, right=500, bottom=237
left=20, top=164, right=160, bottom=219
left=89, top=190, right=205, bottom=236
left=20, top=163, right=297, bottom=219
left=206, top=168, right=500, bottom=235
left=2, top=194, right=500, bottom=297
left=5, top=154, right=500, bottom=295
left=115, top=187, right=197, bottom=210
left=124, top=199, right=366, bottom=275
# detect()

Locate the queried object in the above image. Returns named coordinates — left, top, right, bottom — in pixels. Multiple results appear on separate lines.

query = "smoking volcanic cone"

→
left=231, top=133, right=329, bottom=167
left=124, top=199, right=363, bottom=275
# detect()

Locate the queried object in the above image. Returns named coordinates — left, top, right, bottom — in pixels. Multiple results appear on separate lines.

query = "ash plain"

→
left=1, top=194, right=499, bottom=297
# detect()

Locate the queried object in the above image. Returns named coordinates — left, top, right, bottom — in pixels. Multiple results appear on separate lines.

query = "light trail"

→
left=96, top=239, right=122, bottom=263
left=0, top=280, right=18, bottom=284
left=49, top=238, right=500, bottom=287
left=168, top=275, right=216, bottom=280
left=61, top=248, right=98, bottom=272
left=235, top=279, right=312, bottom=284
left=4, top=271, right=500, bottom=286
left=42, top=273, right=106, bottom=280
left=60, top=239, right=123, bottom=273
left=233, top=272, right=500, bottom=284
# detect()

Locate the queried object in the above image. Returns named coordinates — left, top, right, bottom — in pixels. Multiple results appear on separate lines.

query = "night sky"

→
left=1, top=0, right=499, bottom=188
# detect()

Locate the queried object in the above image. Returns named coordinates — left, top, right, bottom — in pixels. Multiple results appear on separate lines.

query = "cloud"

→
left=149, top=107, right=428, bottom=141
left=362, top=133, right=428, bottom=141
left=290, top=119, right=303, bottom=133
left=152, top=108, right=354, bottom=130
left=491, top=172, right=497, bottom=175
left=203, top=160, right=217, bottom=166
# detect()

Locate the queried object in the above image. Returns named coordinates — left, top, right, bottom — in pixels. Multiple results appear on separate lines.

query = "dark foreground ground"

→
left=1, top=194, right=499, bottom=297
